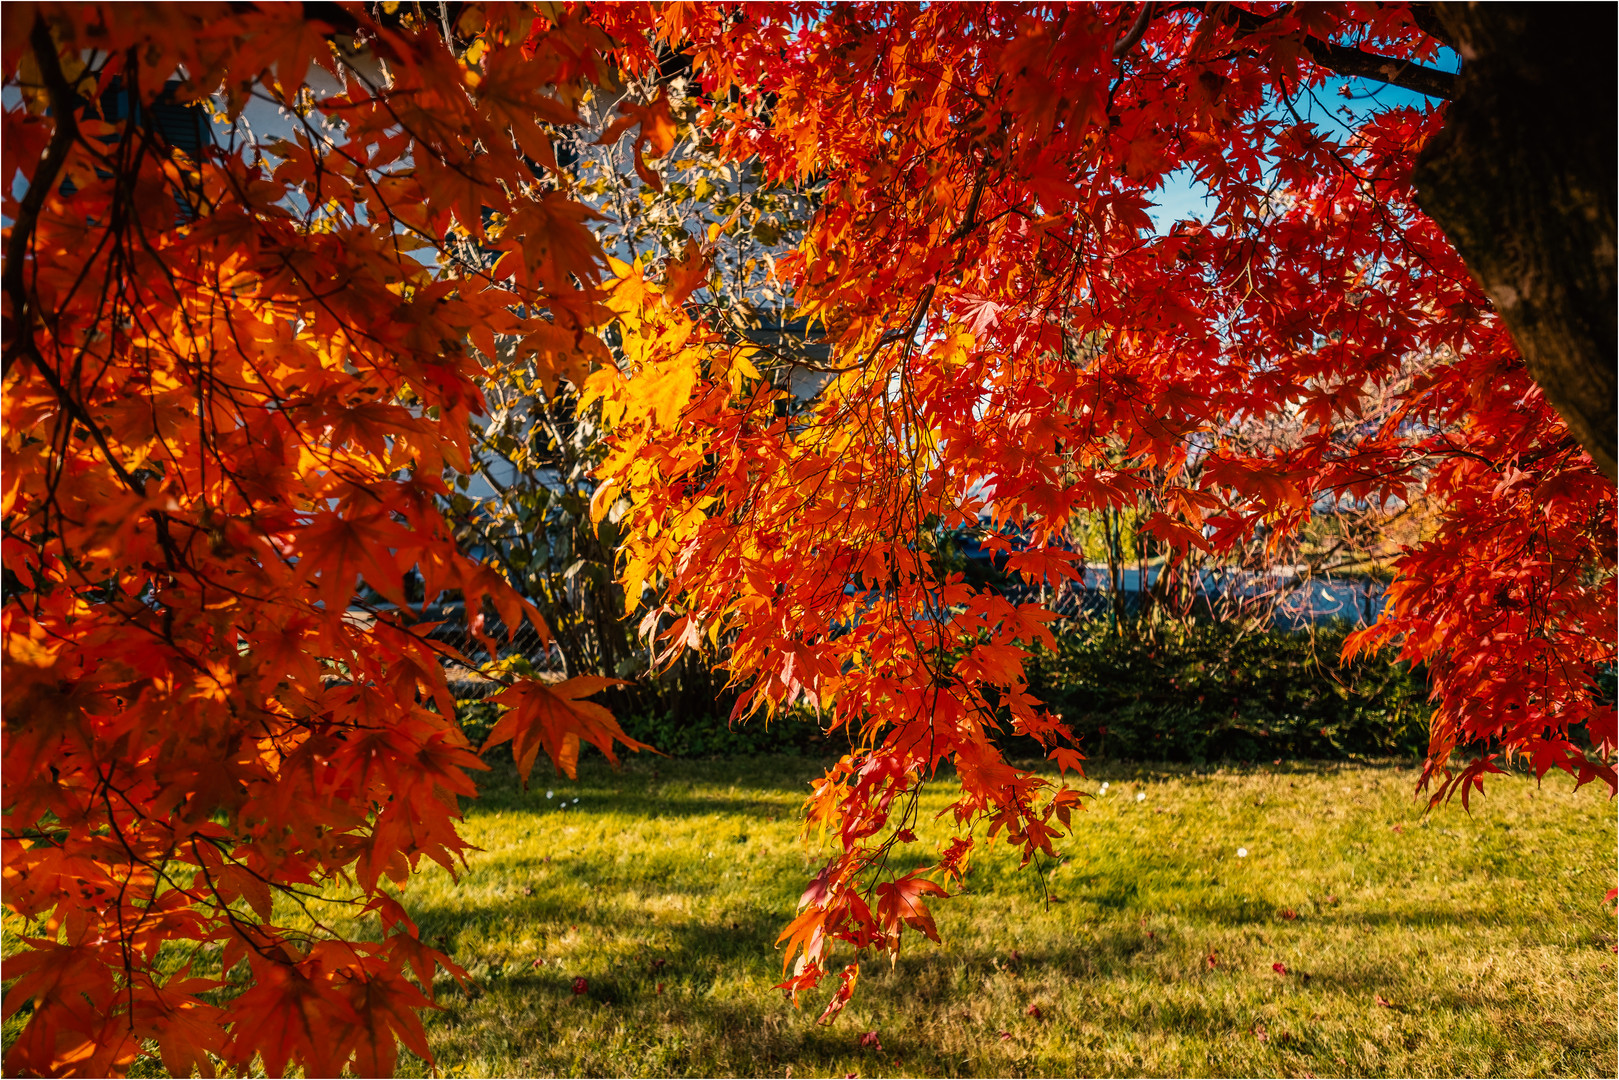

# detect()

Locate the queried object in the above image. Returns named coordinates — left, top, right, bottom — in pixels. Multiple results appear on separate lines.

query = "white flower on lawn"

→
left=547, top=791, right=554, bottom=799
left=1237, top=847, right=1249, bottom=858
left=1135, top=792, right=1146, bottom=803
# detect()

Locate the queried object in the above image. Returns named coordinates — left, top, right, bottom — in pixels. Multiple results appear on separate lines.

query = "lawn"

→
left=383, top=754, right=1615, bottom=1079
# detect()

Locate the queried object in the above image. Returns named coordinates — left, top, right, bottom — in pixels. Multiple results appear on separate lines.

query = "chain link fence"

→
left=352, top=602, right=564, bottom=699
left=996, top=568, right=1383, bottom=628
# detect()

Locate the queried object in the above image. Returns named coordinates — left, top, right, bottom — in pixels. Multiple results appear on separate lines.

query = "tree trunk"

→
left=1411, top=4, right=1616, bottom=479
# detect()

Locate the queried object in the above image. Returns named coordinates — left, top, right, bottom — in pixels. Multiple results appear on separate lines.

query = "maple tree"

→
left=588, top=1, right=1616, bottom=1015
left=3, top=2, right=1614, bottom=1076
left=2, top=3, right=655, bottom=1075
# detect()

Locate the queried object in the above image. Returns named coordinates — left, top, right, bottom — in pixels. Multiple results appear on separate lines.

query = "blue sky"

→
left=1147, top=59, right=1459, bottom=232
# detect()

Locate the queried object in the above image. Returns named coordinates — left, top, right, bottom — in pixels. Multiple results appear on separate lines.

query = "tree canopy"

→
left=2, top=3, right=1612, bottom=1075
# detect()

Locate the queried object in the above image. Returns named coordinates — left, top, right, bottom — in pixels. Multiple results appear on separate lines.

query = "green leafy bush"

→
left=459, top=622, right=1431, bottom=764
left=613, top=707, right=847, bottom=759
left=456, top=696, right=845, bottom=764
left=1026, top=621, right=1431, bottom=763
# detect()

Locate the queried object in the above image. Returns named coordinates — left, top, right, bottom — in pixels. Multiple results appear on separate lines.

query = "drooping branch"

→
left=1, top=16, right=81, bottom=380
left=1, top=17, right=151, bottom=502
left=1210, top=2, right=1614, bottom=477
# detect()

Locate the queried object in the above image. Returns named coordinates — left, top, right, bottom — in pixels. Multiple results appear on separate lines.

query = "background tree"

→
left=451, top=52, right=818, bottom=727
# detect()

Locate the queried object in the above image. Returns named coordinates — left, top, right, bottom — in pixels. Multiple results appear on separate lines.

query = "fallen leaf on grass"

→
left=1273, top=962, right=1288, bottom=975
left=1374, top=994, right=1398, bottom=1009
left=1281, top=908, right=1297, bottom=920
left=572, top=976, right=588, bottom=995
left=859, top=1032, right=883, bottom=1051
left=998, top=1031, right=1013, bottom=1041
left=1025, top=1004, right=1043, bottom=1019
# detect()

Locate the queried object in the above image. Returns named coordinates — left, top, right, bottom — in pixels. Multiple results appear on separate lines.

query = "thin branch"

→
left=1113, top=2, right=1157, bottom=58
left=2, top=15, right=81, bottom=379
left=1302, top=35, right=1455, bottom=100
left=1210, top=3, right=1457, bottom=100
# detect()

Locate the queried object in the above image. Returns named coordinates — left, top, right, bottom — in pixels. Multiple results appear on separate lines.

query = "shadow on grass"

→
left=459, top=755, right=1434, bottom=834
left=469, top=752, right=1428, bottom=798
left=410, top=885, right=1544, bottom=1078
left=403, top=755, right=1606, bottom=1076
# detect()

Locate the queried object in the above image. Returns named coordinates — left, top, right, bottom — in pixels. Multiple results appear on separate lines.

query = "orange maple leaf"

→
left=480, top=675, right=650, bottom=782
left=875, top=873, right=949, bottom=946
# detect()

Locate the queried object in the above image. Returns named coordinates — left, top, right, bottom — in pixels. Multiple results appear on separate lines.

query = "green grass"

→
left=5, top=755, right=1611, bottom=1077
left=386, top=755, right=1616, bottom=1078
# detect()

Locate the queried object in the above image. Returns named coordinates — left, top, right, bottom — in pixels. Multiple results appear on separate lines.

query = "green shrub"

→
left=455, top=696, right=845, bottom=764
left=457, top=621, right=1431, bottom=764
left=612, top=705, right=847, bottom=758
left=1026, top=620, right=1431, bottom=763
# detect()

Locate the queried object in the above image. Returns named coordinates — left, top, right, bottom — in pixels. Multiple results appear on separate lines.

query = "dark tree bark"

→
left=1411, top=4, right=1617, bottom=479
